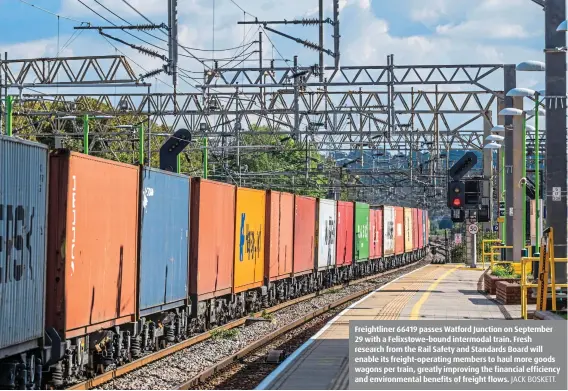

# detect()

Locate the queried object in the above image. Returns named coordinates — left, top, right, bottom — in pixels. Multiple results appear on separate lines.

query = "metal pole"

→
left=534, top=95, right=540, bottom=248
left=203, top=137, right=208, bottom=179
left=0, top=55, right=3, bottom=134
left=176, top=154, right=181, bottom=174
left=318, top=0, right=324, bottom=82
left=83, top=114, right=89, bottom=154
left=483, top=110, right=493, bottom=232
left=503, top=65, right=516, bottom=259
left=147, top=85, right=151, bottom=168
left=522, top=116, right=527, bottom=248
left=138, top=124, right=144, bottom=165
left=6, top=95, right=12, bottom=136
left=293, top=55, right=299, bottom=140
left=545, top=0, right=567, bottom=284
left=512, top=96, right=524, bottom=260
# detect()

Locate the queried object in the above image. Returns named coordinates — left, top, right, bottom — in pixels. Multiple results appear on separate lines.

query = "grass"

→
left=325, top=288, right=342, bottom=294
left=210, top=328, right=240, bottom=340
left=260, top=310, right=274, bottom=321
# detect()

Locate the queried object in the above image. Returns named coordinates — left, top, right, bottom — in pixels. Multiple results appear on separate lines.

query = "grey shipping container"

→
left=0, top=135, right=49, bottom=359
left=138, top=167, right=190, bottom=317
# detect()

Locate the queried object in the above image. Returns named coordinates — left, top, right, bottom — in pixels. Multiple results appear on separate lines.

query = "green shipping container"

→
left=354, top=202, right=370, bottom=261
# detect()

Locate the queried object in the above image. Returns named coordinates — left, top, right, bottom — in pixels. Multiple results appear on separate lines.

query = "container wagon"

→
left=264, top=191, right=294, bottom=304
left=336, top=201, right=354, bottom=281
left=315, top=198, right=337, bottom=287
left=46, top=151, right=140, bottom=384
left=137, top=167, right=191, bottom=349
left=189, top=179, right=236, bottom=330
left=383, top=206, right=396, bottom=267
left=0, top=137, right=432, bottom=389
left=292, top=195, right=317, bottom=294
left=233, top=187, right=266, bottom=312
left=0, top=136, right=50, bottom=390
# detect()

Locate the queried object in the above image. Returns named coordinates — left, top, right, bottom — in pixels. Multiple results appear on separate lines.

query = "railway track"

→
left=66, top=254, right=434, bottom=390
left=179, top=256, right=435, bottom=390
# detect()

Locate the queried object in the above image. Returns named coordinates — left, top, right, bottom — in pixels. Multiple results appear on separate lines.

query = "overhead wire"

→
left=18, top=0, right=89, bottom=24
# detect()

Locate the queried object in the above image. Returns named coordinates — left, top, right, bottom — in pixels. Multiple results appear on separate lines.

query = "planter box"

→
left=484, top=272, right=519, bottom=295
left=496, top=281, right=537, bottom=305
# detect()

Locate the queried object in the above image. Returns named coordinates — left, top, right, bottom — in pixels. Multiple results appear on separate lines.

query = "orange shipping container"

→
left=46, top=151, right=139, bottom=338
left=190, top=179, right=235, bottom=300
left=234, top=188, right=266, bottom=293
left=394, top=206, right=405, bottom=255
left=265, top=191, right=294, bottom=282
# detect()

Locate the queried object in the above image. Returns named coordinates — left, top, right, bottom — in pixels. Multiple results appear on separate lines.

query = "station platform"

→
left=256, top=263, right=526, bottom=390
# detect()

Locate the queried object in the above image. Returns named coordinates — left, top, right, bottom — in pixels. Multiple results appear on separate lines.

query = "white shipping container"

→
left=316, top=199, right=337, bottom=270
left=383, top=206, right=395, bottom=256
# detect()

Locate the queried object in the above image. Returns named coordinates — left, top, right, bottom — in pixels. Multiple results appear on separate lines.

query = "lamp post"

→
left=515, top=61, right=545, bottom=249
left=491, top=125, right=506, bottom=243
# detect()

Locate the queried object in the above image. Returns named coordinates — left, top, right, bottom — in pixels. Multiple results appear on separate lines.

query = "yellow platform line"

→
left=410, top=265, right=461, bottom=320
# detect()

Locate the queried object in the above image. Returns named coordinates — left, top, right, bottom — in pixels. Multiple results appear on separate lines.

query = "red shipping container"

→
left=190, top=178, right=235, bottom=300
left=46, top=151, right=139, bottom=338
left=375, top=209, right=383, bottom=258
left=412, top=208, right=419, bottom=251
left=394, top=206, right=405, bottom=255
left=265, top=191, right=294, bottom=282
left=369, top=209, right=383, bottom=259
left=293, top=195, right=316, bottom=276
left=336, top=201, right=354, bottom=267
left=418, top=209, right=424, bottom=249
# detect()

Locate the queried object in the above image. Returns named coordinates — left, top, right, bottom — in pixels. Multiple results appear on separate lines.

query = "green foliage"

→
left=260, top=310, right=274, bottom=321
left=210, top=328, right=240, bottom=340
left=11, top=99, right=355, bottom=197
left=491, top=264, right=519, bottom=278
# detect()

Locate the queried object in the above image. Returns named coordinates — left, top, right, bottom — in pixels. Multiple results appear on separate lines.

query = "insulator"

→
left=300, top=18, right=321, bottom=26
left=139, top=68, right=164, bottom=81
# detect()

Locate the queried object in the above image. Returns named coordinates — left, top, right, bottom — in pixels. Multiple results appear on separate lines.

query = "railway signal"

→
left=447, top=180, right=465, bottom=209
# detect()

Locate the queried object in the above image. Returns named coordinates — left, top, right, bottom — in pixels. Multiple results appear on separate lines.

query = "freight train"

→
left=0, top=135, right=430, bottom=389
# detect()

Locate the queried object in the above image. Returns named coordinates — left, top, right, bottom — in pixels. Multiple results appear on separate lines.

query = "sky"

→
left=0, top=0, right=561, bottom=135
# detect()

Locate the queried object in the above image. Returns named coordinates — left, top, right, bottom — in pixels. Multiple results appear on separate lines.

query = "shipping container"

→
left=0, top=136, right=48, bottom=359
left=418, top=209, right=424, bottom=249
left=336, top=201, right=354, bottom=267
left=412, top=208, right=419, bottom=251
left=293, top=196, right=316, bottom=275
left=316, top=199, right=337, bottom=270
left=138, top=167, right=189, bottom=317
left=234, top=188, right=266, bottom=293
left=369, top=208, right=376, bottom=259
left=383, top=206, right=395, bottom=256
left=394, top=207, right=405, bottom=255
left=370, top=208, right=383, bottom=259
left=426, top=211, right=430, bottom=245
left=354, top=202, right=370, bottom=262
left=46, top=151, right=139, bottom=338
left=404, top=208, right=413, bottom=253
left=265, top=191, right=294, bottom=282
left=190, top=179, right=235, bottom=300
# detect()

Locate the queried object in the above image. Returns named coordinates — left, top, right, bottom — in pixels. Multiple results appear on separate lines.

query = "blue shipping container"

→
left=139, top=167, right=190, bottom=316
left=0, top=136, right=48, bottom=359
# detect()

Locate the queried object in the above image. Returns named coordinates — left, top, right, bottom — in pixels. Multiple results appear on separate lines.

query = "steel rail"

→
left=67, top=256, right=429, bottom=390
left=177, top=258, right=429, bottom=389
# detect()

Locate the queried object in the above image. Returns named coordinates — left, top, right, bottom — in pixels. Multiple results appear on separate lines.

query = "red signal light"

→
left=452, top=198, right=461, bottom=207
